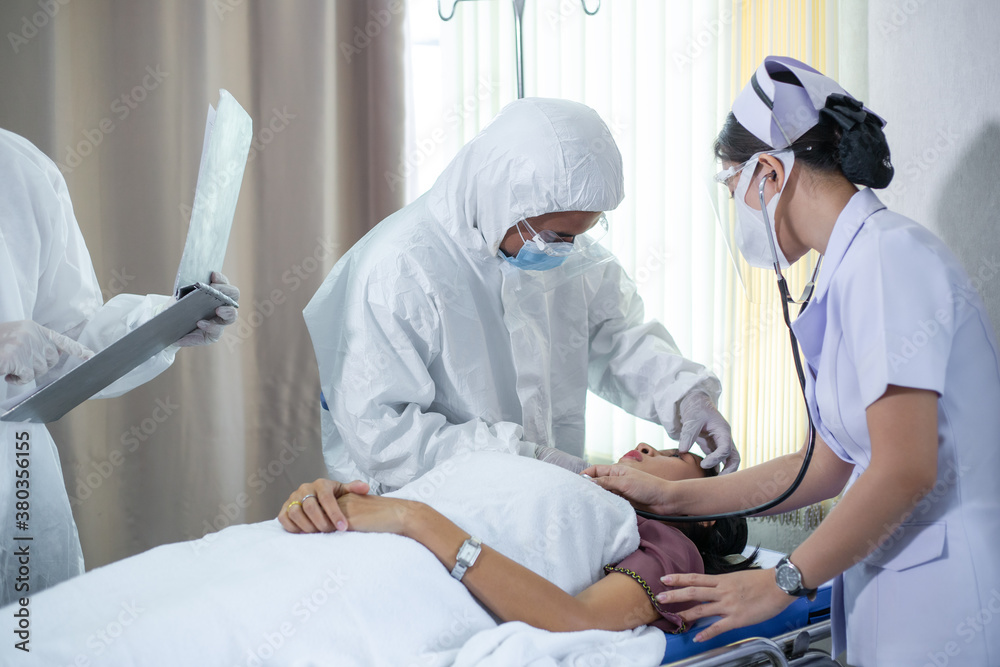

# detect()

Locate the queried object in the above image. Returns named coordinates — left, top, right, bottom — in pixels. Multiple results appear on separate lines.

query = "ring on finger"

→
left=301, top=494, right=317, bottom=503
left=287, top=500, right=302, bottom=511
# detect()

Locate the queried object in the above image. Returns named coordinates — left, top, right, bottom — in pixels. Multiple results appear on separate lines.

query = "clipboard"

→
left=2, top=89, right=252, bottom=424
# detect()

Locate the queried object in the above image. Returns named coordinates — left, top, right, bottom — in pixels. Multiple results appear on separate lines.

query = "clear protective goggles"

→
left=713, top=155, right=757, bottom=191
left=706, top=152, right=821, bottom=304
left=516, top=213, right=609, bottom=257
left=503, top=210, right=615, bottom=294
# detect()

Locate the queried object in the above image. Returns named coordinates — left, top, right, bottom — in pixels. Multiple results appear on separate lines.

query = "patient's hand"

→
left=336, top=494, right=426, bottom=537
left=581, top=464, right=674, bottom=515
left=278, top=478, right=370, bottom=533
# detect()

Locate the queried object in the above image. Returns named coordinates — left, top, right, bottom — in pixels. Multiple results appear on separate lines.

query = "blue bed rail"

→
left=661, top=583, right=831, bottom=664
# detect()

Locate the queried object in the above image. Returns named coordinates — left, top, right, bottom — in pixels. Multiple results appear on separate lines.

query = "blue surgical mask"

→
left=503, top=220, right=571, bottom=271
left=505, top=241, right=568, bottom=271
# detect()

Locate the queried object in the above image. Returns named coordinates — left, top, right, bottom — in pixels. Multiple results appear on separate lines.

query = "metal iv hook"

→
left=437, top=0, right=602, bottom=99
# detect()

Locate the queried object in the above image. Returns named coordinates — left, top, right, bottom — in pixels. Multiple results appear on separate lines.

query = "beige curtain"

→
left=0, top=0, right=406, bottom=568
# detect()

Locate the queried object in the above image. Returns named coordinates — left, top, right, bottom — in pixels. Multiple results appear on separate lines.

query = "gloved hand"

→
left=678, top=391, right=740, bottom=474
left=534, top=444, right=588, bottom=474
left=176, top=271, right=241, bottom=347
left=0, top=320, right=95, bottom=385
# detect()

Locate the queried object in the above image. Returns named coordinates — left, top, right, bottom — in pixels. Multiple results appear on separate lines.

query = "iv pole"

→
left=438, top=0, right=601, bottom=99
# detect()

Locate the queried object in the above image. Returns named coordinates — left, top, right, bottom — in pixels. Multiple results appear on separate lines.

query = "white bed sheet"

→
left=1, top=452, right=665, bottom=666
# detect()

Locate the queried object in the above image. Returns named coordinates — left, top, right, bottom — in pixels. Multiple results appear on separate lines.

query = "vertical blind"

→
left=404, top=0, right=858, bottom=469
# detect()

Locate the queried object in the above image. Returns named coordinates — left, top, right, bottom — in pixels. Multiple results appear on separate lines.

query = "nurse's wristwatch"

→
left=775, top=556, right=817, bottom=601
left=450, top=536, right=483, bottom=581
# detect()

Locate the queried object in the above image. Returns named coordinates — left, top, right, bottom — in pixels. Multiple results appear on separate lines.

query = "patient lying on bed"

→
left=2, top=448, right=755, bottom=666
left=279, top=444, right=757, bottom=636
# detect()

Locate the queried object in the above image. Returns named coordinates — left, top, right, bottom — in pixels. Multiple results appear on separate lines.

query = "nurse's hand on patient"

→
left=0, top=320, right=95, bottom=385
left=656, top=569, right=794, bottom=642
left=176, top=272, right=241, bottom=347
left=278, top=478, right=370, bottom=534
left=678, top=391, right=740, bottom=474
left=581, top=464, right=674, bottom=515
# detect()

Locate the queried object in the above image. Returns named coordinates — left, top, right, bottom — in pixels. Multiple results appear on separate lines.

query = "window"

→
left=403, top=0, right=860, bottom=472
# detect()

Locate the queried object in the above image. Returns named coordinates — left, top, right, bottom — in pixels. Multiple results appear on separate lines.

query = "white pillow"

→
left=388, top=450, right=640, bottom=595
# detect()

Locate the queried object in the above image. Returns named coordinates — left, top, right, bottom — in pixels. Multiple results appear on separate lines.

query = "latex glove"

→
left=176, top=271, right=241, bottom=347
left=678, top=391, right=740, bottom=474
left=534, top=444, right=588, bottom=474
left=0, top=320, right=95, bottom=385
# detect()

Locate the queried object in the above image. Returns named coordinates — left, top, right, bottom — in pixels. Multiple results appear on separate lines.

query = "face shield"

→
left=706, top=151, right=821, bottom=304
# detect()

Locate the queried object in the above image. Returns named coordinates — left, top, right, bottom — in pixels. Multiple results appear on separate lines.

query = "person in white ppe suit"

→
left=302, top=97, right=737, bottom=508
left=585, top=57, right=1000, bottom=666
left=0, top=128, right=239, bottom=605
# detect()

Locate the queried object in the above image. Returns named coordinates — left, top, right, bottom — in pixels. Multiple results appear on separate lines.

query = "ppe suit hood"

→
left=426, top=98, right=625, bottom=259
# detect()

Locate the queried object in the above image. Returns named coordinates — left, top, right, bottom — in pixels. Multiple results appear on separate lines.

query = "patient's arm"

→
left=335, top=493, right=660, bottom=632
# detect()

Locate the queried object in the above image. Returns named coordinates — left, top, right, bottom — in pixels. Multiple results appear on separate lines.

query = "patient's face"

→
left=616, top=444, right=709, bottom=481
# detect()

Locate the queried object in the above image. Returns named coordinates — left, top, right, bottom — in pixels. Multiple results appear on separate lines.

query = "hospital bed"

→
left=661, top=549, right=839, bottom=666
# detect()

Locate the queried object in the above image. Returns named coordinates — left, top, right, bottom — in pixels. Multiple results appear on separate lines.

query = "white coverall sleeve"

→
left=586, top=262, right=721, bottom=440
left=30, top=160, right=176, bottom=398
left=323, top=271, right=534, bottom=492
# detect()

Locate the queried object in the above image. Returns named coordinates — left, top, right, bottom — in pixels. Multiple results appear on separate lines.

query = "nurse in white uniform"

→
left=585, top=57, right=1000, bottom=666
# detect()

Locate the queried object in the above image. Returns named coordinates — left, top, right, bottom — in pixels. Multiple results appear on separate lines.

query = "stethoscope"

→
left=635, top=168, right=823, bottom=523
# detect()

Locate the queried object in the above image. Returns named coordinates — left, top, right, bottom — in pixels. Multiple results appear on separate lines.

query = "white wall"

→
left=868, top=0, right=1000, bottom=336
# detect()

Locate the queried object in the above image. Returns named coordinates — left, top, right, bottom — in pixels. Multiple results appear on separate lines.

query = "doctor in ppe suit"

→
left=302, top=98, right=738, bottom=507
left=0, top=129, right=239, bottom=605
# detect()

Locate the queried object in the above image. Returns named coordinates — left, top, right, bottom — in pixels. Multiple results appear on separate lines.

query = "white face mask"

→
left=732, top=150, right=795, bottom=269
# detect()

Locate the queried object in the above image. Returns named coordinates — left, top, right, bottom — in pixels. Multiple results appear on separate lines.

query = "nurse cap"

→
left=733, top=56, right=870, bottom=149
